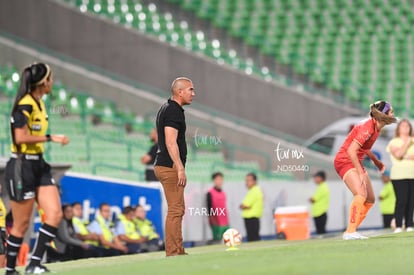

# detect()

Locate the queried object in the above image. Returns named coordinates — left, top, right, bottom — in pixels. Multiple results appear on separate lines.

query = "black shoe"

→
left=24, top=265, right=50, bottom=274
left=5, top=269, right=21, bottom=275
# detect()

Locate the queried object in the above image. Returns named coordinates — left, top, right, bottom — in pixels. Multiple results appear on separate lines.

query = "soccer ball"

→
left=222, top=228, right=242, bottom=247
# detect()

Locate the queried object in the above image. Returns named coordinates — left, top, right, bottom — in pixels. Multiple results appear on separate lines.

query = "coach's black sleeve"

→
left=164, top=106, right=184, bottom=130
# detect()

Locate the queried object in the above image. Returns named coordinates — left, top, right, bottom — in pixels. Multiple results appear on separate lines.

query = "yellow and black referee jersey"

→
left=11, top=93, right=48, bottom=154
left=0, top=198, right=6, bottom=228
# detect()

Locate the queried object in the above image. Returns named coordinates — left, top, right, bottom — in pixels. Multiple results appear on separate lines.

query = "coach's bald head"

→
left=170, top=77, right=195, bottom=106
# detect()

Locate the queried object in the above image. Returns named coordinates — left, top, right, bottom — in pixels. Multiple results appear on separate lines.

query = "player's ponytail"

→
left=369, top=100, right=397, bottom=125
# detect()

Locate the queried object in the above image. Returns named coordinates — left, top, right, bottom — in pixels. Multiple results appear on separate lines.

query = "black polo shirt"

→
left=154, top=99, right=187, bottom=168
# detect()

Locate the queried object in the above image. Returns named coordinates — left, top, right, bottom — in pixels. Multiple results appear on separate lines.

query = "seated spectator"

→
left=134, top=205, right=164, bottom=252
left=88, top=203, right=127, bottom=257
left=47, top=204, right=89, bottom=262
left=115, top=206, right=147, bottom=254
left=71, top=202, right=102, bottom=258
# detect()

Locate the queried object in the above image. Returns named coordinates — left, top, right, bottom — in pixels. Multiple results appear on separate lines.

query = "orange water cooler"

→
left=274, top=206, right=310, bottom=240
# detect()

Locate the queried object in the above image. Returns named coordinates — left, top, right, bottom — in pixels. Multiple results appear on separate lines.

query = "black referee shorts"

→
left=4, top=155, right=55, bottom=202
left=0, top=229, right=6, bottom=255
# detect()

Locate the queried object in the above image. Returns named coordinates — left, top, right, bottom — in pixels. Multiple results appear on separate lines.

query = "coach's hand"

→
left=52, top=134, right=70, bottom=146
left=177, top=168, right=187, bottom=187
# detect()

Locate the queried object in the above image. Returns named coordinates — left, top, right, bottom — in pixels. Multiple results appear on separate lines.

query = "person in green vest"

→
left=240, top=172, right=264, bottom=242
left=134, top=205, right=164, bottom=252
left=309, top=171, right=330, bottom=235
left=88, top=203, right=128, bottom=257
left=71, top=202, right=99, bottom=243
left=379, top=170, right=396, bottom=228
left=115, top=206, right=147, bottom=254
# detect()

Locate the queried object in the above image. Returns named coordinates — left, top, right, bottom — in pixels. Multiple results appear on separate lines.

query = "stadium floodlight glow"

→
left=196, top=31, right=205, bottom=41
left=212, top=39, right=220, bottom=49
left=134, top=3, right=142, bottom=12
left=139, top=22, right=146, bottom=31
left=70, top=97, right=78, bottom=109
left=113, top=16, right=120, bottom=23
left=121, top=4, right=129, bottom=13
left=180, top=21, right=188, bottom=30
left=261, top=67, right=269, bottom=75
left=138, top=12, right=146, bottom=21
left=184, top=33, right=192, bottom=42
left=213, top=49, right=221, bottom=58
left=148, top=3, right=157, bottom=13
left=80, top=4, right=87, bottom=13
left=164, top=13, right=172, bottom=21
left=93, top=3, right=101, bottom=13
left=6, top=79, right=12, bottom=89
left=166, top=22, right=174, bottom=31
left=135, top=116, right=144, bottom=123
left=228, top=49, right=237, bottom=58
left=86, top=97, right=94, bottom=109
left=59, top=89, right=67, bottom=101
left=158, top=34, right=166, bottom=42
left=104, top=106, right=112, bottom=116
left=11, top=72, right=19, bottom=82
left=108, top=5, right=115, bottom=14
left=126, top=13, right=134, bottom=23
left=185, top=43, right=192, bottom=50
left=199, top=42, right=206, bottom=50
left=171, top=33, right=179, bottom=42
left=153, top=22, right=161, bottom=32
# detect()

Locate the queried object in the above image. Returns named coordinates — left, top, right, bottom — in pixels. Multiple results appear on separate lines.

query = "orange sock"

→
left=356, top=202, right=374, bottom=228
left=346, top=195, right=366, bottom=233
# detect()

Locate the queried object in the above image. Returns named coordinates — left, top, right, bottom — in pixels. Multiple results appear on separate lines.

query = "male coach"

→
left=154, top=77, right=195, bottom=256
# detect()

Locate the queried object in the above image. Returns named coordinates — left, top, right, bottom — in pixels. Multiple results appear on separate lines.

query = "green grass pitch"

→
left=6, top=232, right=414, bottom=275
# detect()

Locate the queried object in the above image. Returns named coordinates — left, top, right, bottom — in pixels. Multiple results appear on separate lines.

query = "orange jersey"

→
left=335, top=118, right=380, bottom=163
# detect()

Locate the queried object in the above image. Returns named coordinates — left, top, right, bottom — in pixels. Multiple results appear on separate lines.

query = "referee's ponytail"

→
left=11, top=63, right=51, bottom=113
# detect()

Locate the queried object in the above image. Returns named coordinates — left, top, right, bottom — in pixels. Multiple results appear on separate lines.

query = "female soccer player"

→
left=334, top=101, right=396, bottom=240
left=4, top=63, right=69, bottom=274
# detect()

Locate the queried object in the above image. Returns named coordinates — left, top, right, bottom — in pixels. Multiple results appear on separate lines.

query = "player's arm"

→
left=366, top=150, right=385, bottom=172
left=140, top=154, right=152, bottom=164
left=58, top=222, right=87, bottom=247
left=112, top=236, right=128, bottom=253
left=240, top=194, right=253, bottom=210
left=239, top=204, right=250, bottom=210
left=165, top=126, right=186, bottom=186
left=118, top=234, right=147, bottom=244
left=13, top=108, right=69, bottom=145
left=98, top=234, right=125, bottom=251
left=14, top=126, right=69, bottom=145
left=76, top=232, right=99, bottom=242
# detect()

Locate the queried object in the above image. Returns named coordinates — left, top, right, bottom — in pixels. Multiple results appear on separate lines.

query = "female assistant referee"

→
left=4, top=63, right=69, bottom=275
left=334, top=100, right=396, bottom=240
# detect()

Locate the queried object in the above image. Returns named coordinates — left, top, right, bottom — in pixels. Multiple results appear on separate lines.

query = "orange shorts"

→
left=334, top=159, right=365, bottom=179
